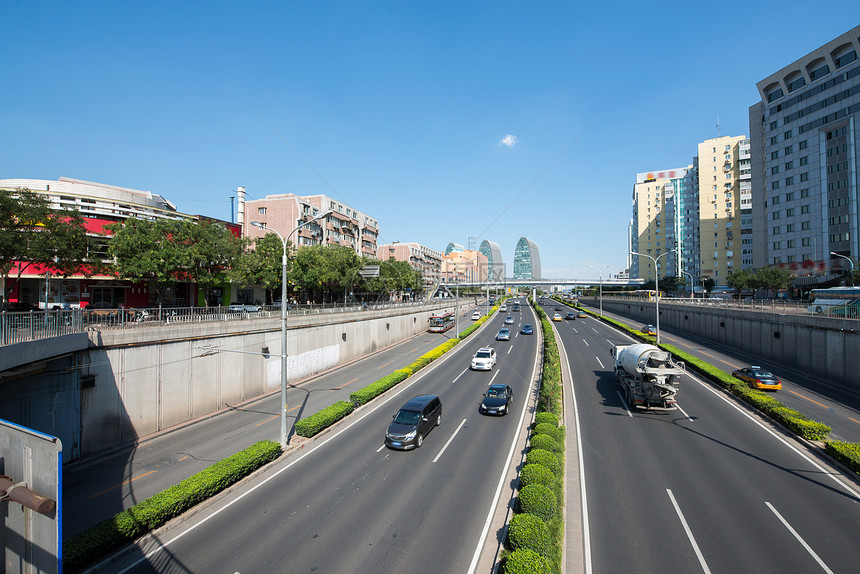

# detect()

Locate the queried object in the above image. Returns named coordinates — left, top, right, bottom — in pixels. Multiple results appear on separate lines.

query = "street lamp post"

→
left=682, top=271, right=694, bottom=299
left=831, top=252, right=855, bottom=286
left=587, top=264, right=607, bottom=317
left=251, top=210, right=331, bottom=447
left=630, top=249, right=675, bottom=345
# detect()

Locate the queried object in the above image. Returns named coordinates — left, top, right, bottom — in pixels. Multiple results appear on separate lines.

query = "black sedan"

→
left=521, top=324, right=534, bottom=335
left=480, top=384, right=513, bottom=416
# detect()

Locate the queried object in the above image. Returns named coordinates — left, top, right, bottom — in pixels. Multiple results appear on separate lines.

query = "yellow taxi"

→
left=577, top=310, right=586, bottom=318
left=552, top=313, right=562, bottom=322
left=640, top=324, right=657, bottom=336
left=731, top=366, right=783, bottom=391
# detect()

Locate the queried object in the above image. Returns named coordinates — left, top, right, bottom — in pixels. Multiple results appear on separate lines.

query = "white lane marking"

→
left=489, top=370, right=500, bottom=385
left=676, top=404, right=694, bottom=421
left=116, top=338, right=471, bottom=573
left=692, top=374, right=860, bottom=500
left=452, top=368, right=469, bottom=384
left=766, top=502, right=834, bottom=573
left=591, top=327, right=598, bottom=333
left=582, top=339, right=589, bottom=347
left=667, top=489, right=712, bottom=574
left=467, top=327, right=540, bottom=574
left=595, top=357, right=604, bottom=369
left=507, top=345, right=513, bottom=354
left=376, top=444, right=386, bottom=452
left=433, top=418, right=467, bottom=463
left=558, top=335, right=593, bottom=574
left=616, top=391, right=633, bottom=417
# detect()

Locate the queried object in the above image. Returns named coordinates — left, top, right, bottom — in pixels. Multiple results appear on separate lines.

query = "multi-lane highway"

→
left=540, top=299, right=860, bottom=573
left=586, top=299, right=860, bottom=445
left=98, top=302, right=541, bottom=573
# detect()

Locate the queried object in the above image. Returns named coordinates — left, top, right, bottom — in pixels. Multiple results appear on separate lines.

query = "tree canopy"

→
left=0, top=187, right=93, bottom=306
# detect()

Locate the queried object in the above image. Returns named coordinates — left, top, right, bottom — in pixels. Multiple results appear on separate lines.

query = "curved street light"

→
left=831, top=252, right=855, bottom=286
left=251, top=210, right=331, bottom=447
left=587, top=264, right=608, bottom=317
left=630, top=249, right=675, bottom=345
left=682, top=271, right=694, bottom=299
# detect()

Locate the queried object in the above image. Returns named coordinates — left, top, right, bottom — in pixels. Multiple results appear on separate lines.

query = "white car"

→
left=471, top=347, right=497, bottom=371
left=471, top=311, right=482, bottom=321
left=504, top=316, right=514, bottom=325
left=500, top=305, right=507, bottom=312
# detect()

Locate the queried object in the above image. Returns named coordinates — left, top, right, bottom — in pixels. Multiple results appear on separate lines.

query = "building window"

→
left=802, top=237, right=811, bottom=246
left=835, top=50, right=857, bottom=69
left=799, top=140, right=808, bottom=150
left=773, top=242, right=782, bottom=250
left=784, top=130, right=793, bottom=139
left=800, top=172, right=809, bottom=182
left=258, top=207, right=267, bottom=215
left=772, top=181, right=780, bottom=190
left=786, top=192, right=794, bottom=201
left=801, top=221, right=810, bottom=230
left=770, top=121, right=778, bottom=130
left=785, top=146, right=793, bottom=155
left=773, top=226, right=781, bottom=234
left=772, top=196, right=780, bottom=205
left=785, top=176, right=794, bottom=185
left=786, top=224, right=794, bottom=232
left=785, top=161, right=793, bottom=170
left=786, top=208, right=795, bottom=217
left=770, top=136, right=778, bottom=145
left=799, top=156, right=808, bottom=166
left=801, top=205, right=810, bottom=214
left=773, top=211, right=781, bottom=220
left=800, top=188, right=809, bottom=198
left=787, top=240, right=795, bottom=248
left=771, top=151, right=780, bottom=160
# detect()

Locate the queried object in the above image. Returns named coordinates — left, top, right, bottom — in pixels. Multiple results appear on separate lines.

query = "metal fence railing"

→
left=1, top=300, right=443, bottom=347
left=600, top=295, right=859, bottom=320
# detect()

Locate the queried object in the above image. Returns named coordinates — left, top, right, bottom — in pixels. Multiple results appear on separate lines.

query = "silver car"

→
left=496, top=328, right=511, bottom=341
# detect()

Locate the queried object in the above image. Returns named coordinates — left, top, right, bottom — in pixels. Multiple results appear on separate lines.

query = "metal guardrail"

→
left=601, top=295, right=860, bottom=320
left=0, top=300, right=439, bottom=347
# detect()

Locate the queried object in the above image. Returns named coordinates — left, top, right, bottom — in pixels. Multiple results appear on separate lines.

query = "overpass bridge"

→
left=436, top=277, right=645, bottom=290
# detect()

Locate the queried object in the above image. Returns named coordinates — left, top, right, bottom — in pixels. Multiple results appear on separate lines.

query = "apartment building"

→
left=241, top=190, right=379, bottom=258
left=377, top=242, right=443, bottom=288
left=697, top=135, right=747, bottom=282
left=749, top=25, right=860, bottom=283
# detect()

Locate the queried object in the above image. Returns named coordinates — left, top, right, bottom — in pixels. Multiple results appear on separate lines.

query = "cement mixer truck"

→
left=610, top=343, right=685, bottom=410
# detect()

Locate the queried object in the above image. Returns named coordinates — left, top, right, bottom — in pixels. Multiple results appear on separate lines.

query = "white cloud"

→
left=499, top=134, right=518, bottom=148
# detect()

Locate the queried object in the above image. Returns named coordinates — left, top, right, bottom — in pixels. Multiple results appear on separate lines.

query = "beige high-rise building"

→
left=698, top=135, right=746, bottom=282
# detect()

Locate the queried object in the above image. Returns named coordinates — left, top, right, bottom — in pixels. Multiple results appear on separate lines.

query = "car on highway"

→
left=504, top=315, right=515, bottom=325
left=471, top=311, right=481, bottom=321
left=512, top=304, right=520, bottom=312
left=385, top=395, right=442, bottom=450
left=480, top=384, right=513, bottom=416
left=641, top=324, right=657, bottom=335
left=496, top=328, right=511, bottom=341
left=732, top=366, right=783, bottom=391
left=471, top=347, right=497, bottom=370
left=565, top=312, right=576, bottom=320
left=576, top=310, right=586, bottom=318
left=552, top=313, right=562, bottom=322
left=554, top=306, right=562, bottom=312
left=521, top=324, right=534, bottom=335
left=500, top=304, right=507, bottom=312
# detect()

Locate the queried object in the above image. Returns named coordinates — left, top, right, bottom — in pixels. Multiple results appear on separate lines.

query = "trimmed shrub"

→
left=534, top=422, right=563, bottom=443
left=294, top=401, right=354, bottom=437
left=506, top=513, right=552, bottom=557
left=64, top=440, right=280, bottom=571
left=534, top=412, right=559, bottom=427
left=349, top=369, right=410, bottom=406
left=503, top=548, right=553, bottom=574
left=519, top=463, right=556, bottom=491
left=517, top=484, right=557, bottom=521
left=529, top=433, right=560, bottom=453
left=825, top=440, right=860, bottom=474
left=525, top=449, right=562, bottom=476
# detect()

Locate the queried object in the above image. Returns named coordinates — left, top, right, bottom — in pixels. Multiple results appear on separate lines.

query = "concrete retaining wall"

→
left=0, top=303, right=453, bottom=462
left=593, top=298, right=860, bottom=390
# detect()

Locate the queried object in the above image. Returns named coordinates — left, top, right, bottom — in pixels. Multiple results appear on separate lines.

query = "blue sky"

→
left=4, top=1, right=860, bottom=280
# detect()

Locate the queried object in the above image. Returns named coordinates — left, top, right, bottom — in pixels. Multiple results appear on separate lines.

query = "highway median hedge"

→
left=294, top=400, right=355, bottom=437
left=64, top=439, right=281, bottom=572
left=825, top=440, right=860, bottom=474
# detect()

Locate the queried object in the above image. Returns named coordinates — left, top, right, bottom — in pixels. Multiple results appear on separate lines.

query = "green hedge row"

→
left=64, top=440, right=281, bottom=572
left=299, top=305, right=498, bottom=438
left=504, top=296, right=564, bottom=574
left=825, top=440, right=860, bottom=473
left=294, top=400, right=356, bottom=437
left=661, top=343, right=831, bottom=441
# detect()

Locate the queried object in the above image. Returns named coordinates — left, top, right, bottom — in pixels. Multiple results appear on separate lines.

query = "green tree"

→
left=0, top=187, right=93, bottom=307
left=753, top=266, right=792, bottom=298
left=182, top=219, right=249, bottom=305
left=727, top=268, right=755, bottom=298
left=659, top=275, right=684, bottom=295
left=247, top=233, right=287, bottom=304
left=703, top=277, right=716, bottom=295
